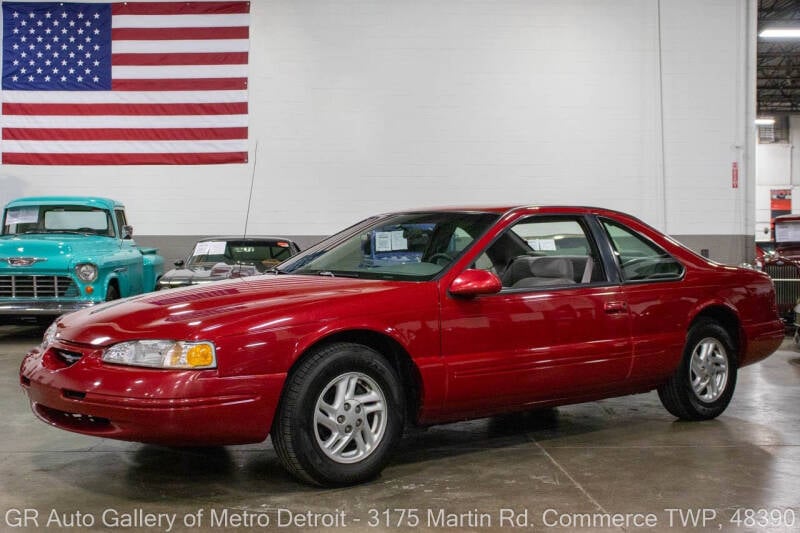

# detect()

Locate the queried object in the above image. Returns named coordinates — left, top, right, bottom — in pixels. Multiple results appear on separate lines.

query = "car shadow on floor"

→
left=19, top=404, right=688, bottom=497
left=12, top=335, right=797, bottom=505
left=21, top=407, right=606, bottom=501
left=24, top=395, right=781, bottom=504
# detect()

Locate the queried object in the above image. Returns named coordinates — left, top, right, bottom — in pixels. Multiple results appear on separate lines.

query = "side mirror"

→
left=174, top=259, right=185, bottom=268
left=122, top=224, right=134, bottom=239
left=449, top=269, right=502, bottom=298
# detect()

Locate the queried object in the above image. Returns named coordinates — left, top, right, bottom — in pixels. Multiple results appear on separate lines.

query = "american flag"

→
left=1, top=1, right=249, bottom=165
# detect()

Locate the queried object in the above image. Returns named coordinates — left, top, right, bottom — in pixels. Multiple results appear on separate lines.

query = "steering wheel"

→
left=428, top=252, right=454, bottom=265
left=76, top=227, right=96, bottom=233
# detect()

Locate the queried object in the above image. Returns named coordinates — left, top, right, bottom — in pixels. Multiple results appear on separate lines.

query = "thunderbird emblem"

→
left=2, top=257, right=46, bottom=267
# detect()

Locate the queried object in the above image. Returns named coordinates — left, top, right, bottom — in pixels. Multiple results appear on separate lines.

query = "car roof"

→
left=397, top=205, right=632, bottom=218
left=5, top=196, right=123, bottom=210
left=774, top=214, right=800, bottom=222
left=197, top=236, right=298, bottom=243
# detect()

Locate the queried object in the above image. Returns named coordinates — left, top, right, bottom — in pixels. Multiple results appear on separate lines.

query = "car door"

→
left=438, top=214, right=633, bottom=416
left=597, top=217, right=688, bottom=383
left=113, top=208, right=144, bottom=295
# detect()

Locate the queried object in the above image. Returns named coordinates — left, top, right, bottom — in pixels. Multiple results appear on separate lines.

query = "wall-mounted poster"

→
left=770, top=189, right=792, bottom=240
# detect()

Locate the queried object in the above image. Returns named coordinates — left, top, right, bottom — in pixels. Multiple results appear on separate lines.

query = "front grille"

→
left=764, top=264, right=800, bottom=314
left=764, top=263, right=800, bottom=279
left=34, top=404, right=111, bottom=431
left=54, top=349, right=83, bottom=366
left=0, top=275, right=77, bottom=298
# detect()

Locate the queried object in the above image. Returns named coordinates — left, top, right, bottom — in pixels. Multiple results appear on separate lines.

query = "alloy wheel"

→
left=313, top=372, right=388, bottom=464
left=689, top=337, right=729, bottom=403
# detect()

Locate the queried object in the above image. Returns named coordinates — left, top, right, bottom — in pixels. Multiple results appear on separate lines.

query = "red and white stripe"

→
left=1, top=1, right=249, bottom=165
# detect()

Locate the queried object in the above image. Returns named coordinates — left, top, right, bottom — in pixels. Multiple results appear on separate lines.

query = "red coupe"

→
left=20, top=206, right=783, bottom=486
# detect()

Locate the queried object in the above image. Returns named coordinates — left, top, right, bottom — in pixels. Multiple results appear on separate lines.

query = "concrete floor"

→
left=1, top=325, right=799, bottom=533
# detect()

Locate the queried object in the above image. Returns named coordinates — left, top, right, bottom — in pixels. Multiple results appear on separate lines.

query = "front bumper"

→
left=20, top=343, right=285, bottom=446
left=0, top=300, right=96, bottom=316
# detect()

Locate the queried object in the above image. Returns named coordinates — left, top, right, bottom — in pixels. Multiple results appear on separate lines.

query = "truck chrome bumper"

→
left=0, top=301, right=96, bottom=316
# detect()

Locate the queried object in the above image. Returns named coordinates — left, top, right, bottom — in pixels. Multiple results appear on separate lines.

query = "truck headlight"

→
left=102, top=340, right=216, bottom=369
left=75, top=263, right=98, bottom=282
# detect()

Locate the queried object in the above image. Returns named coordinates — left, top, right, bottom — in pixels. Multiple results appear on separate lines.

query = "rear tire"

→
left=272, top=342, right=404, bottom=486
left=657, top=319, right=738, bottom=420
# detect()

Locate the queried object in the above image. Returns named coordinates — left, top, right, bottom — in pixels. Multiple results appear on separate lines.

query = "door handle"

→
left=604, top=301, right=628, bottom=314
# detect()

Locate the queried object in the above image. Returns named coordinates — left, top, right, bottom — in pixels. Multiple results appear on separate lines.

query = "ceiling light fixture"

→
left=759, top=29, right=800, bottom=38
left=755, top=118, right=776, bottom=126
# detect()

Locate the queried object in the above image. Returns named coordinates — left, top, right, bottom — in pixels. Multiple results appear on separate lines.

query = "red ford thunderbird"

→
left=20, top=206, right=783, bottom=486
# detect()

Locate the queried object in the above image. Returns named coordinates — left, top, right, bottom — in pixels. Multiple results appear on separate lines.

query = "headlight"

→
left=75, top=263, right=98, bottom=282
left=41, top=321, right=58, bottom=348
left=102, top=340, right=216, bottom=369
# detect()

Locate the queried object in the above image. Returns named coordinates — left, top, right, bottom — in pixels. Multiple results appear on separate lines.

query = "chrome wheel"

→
left=689, top=337, right=729, bottom=403
left=314, top=372, right=388, bottom=464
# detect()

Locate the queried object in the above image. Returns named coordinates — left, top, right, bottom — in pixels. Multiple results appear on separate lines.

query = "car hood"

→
left=54, top=274, right=435, bottom=345
left=0, top=234, right=119, bottom=270
left=160, top=265, right=259, bottom=284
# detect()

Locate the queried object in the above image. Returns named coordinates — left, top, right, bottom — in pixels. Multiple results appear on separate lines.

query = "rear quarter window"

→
left=601, top=219, right=684, bottom=282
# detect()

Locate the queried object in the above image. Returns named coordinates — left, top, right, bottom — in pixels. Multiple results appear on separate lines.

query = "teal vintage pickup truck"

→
left=0, top=196, right=164, bottom=321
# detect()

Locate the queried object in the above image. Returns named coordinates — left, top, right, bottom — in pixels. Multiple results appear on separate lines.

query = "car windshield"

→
left=187, top=240, right=295, bottom=271
left=278, top=211, right=499, bottom=280
left=775, top=220, right=800, bottom=243
left=2, top=205, right=114, bottom=236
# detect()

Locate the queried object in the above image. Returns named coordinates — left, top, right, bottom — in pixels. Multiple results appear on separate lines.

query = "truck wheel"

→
left=657, top=319, right=738, bottom=420
left=272, top=342, right=404, bottom=486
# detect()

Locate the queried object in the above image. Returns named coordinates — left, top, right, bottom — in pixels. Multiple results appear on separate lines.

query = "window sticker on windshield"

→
left=528, top=238, right=557, bottom=251
left=5, top=207, right=38, bottom=225
left=776, top=223, right=800, bottom=243
left=375, top=231, right=408, bottom=252
left=193, top=241, right=226, bottom=256
left=390, top=231, right=408, bottom=251
left=375, top=232, right=392, bottom=252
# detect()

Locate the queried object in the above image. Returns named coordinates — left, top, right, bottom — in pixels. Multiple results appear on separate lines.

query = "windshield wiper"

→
left=319, top=270, right=361, bottom=278
left=288, top=269, right=360, bottom=278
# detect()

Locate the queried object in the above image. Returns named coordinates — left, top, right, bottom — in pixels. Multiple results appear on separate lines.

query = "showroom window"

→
left=600, top=218, right=684, bottom=282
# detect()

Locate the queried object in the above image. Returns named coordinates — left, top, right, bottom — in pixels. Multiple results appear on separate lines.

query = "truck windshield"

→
left=2, top=205, right=115, bottom=237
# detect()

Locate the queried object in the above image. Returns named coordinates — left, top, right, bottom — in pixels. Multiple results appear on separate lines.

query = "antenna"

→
left=243, top=140, right=258, bottom=238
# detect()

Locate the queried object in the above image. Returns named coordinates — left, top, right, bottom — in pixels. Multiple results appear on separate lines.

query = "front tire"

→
left=272, top=342, right=405, bottom=486
left=658, top=319, right=738, bottom=420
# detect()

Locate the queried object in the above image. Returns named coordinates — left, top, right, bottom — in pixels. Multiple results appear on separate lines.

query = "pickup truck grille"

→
left=0, top=275, right=77, bottom=298
left=763, top=263, right=800, bottom=317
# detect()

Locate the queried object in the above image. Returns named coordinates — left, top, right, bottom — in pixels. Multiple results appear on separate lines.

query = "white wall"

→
left=755, top=116, right=800, bottom=241
left=755, top=143, right=791, bottom=241
left=661, top=0, right=751, bottom=237
left=0, top=0, right=754, bottom=246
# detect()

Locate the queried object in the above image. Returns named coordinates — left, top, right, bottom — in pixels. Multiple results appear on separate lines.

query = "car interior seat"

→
left=503, top=256, right=576, bottom=288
